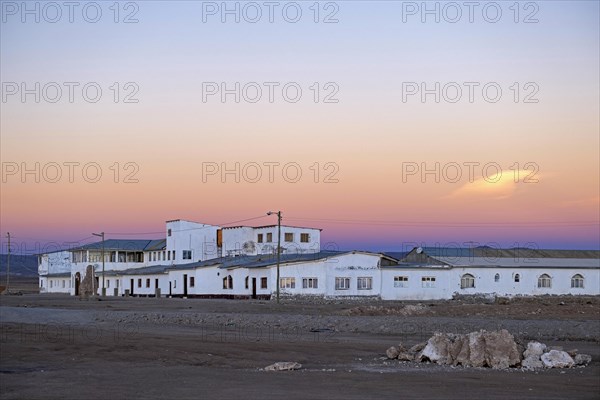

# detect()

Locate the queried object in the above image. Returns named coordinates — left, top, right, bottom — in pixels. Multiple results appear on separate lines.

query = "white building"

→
left=380, top=247, right=600, bottom=300
left=37, top=218, right=599, bottom=299
left=38, top=250, right=71, bottom=293
left=220, top=225, right=321, bottom=257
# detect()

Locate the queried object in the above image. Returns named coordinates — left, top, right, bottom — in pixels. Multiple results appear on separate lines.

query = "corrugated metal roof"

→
left=419, top=247, right=600, bottom=259
left=71, top=239, right=166, bottom=252
left=435, top=256, right=600, bottom=269
left=41, top=272, right=71, bottom=277
left=106, top=264, right=171, bottom=276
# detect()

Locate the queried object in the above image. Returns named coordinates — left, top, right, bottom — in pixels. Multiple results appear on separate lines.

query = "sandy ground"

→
left=1, top=293, right=599, bottom=399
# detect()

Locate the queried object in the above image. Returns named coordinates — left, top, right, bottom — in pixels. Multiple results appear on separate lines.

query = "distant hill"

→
left=0, top=254, right=38, bottom=277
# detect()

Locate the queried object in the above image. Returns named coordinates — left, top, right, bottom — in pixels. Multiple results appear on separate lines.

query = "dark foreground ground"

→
left=1, top=293, right=599, bottom=400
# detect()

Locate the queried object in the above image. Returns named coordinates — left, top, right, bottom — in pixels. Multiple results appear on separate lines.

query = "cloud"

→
left=445, top=170, right=534, bottom=200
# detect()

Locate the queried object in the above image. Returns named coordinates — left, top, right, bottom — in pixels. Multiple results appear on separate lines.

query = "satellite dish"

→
left=416, top=247, right=423, bottom=254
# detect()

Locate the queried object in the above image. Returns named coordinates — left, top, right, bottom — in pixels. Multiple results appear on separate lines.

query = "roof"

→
left=70, top=239, right=166, bottom=252
left=103, top=250, right=395, bottom=276
left=418, top=247, right=600, bottom=259
left=167, top=251, right=345, bottom=270
left=41, top=272, right=71, bottom=278
left=106, top=264, right=171, bottom=276
left=222, top=225, right=323, bottom=231
left=384, top=247, right=600, bottom=269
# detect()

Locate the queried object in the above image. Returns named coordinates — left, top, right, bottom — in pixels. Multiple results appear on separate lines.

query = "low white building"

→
left=38, top=250, right=71, bottom=293
left=380, top=247, right=600, bottom=300
left=37, top=218, right=600, bottom=300
left=105, top=247, right=599, bottom=300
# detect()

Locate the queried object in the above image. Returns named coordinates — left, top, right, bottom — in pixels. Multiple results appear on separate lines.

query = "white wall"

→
left=166, top=220, right=220, bottom=263
left=39, top=276, right=71, bottom=294
left=221, top=226, right=321, bottom=256
left=381, top=267, right=600, bottom=300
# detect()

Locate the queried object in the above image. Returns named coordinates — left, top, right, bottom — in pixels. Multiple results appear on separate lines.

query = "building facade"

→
left=38, top=221, right=600, bottom=299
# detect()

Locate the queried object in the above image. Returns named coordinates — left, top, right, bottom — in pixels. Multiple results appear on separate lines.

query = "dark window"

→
left=300, top=233, right=309, bottom=243
left=146, top=278, right=150, bottom=288
left=138, top=278, right=142, bottom=288
left=261, top=277, right=267, bottom=289
left=190, top=277, right=195, bottom=287
left=257, top=234, right=263, bottom=243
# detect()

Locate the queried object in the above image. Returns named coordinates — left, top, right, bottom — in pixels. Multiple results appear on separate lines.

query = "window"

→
left=106, top=280, right=110, bottom=288
left=571, top=274, right=584, bottom=288
left=302, top=278, right=318, bottom=289
left=266, top=233, right=272, bottom=242
left=335, top=277, right=350, bottom=290
left=245, top=276, right=249, bottom=289
left=153, top=253, right=156, bottom=262
left=62, top=280, right=66, bottom=288
left=257, top=234, right=263, bottom=243
left=174, top=280, right=177, bottom=288
left=223, top=275, right=233, bottom=289
left=538, top=274, right=552, bottom=288
left=50, top=280, right=53, bottom=288
left=138, top=278, right=142, bottom=288
left=168, top=251, right=170, bottom=261
left=461, top=274, right=475, bottom=289
left=146, top=278, right=150, bottom=288
left=422, top=276, right=436, bottom=288
left=494, top=273, right=500, bottom=283
left=261, top=277, right=268, bottom=289
left=279, top=277, right=295, bottom=289
left=168, top=228, right=172, bottom=237
left=357, top=277, right=373, bottom=290
left=116, top=280, right=119, bottom=288
left=190, top=277, right=195, bottom=287
left=514, top=273, right=520, bottom=283
left=163, top=251, right=166, bottom=260
left=394, top=276, right=409, bottom=288
left=183, top=250, right=192, bottom=260
left=300, top=233, right=309, bottom=243
left=172, top=250, right=176, bottom=260
left=284, top=233, right=293, bottom=242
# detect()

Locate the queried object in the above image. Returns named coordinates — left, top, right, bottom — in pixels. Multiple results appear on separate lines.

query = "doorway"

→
left=130, top=278, right=134, bottom=296
left=74, top=272, right=81, bottom=296
left=183, top=274, right=188, bottom=297
left=252, top=278, right=257, bottom=299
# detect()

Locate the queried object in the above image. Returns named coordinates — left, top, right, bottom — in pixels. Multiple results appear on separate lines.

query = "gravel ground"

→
left=1, top=294, right=599, bottom=399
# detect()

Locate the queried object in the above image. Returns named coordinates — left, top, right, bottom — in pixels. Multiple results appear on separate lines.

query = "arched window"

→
left=571, top=274, right=584, bottom=288
left=538, top=274, right=551, bottom=288
left=245, top=276, right=249, bottom=289
left=494, top=273, right=500, bottom=282
left=514, top=274, right=520, bottom=283
left=461, top=273, right=475, bottom=289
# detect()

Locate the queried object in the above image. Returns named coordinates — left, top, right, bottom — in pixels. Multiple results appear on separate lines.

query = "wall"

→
left=381, top=267, right=600, bottom=300
left=166, top=220, right=220, bottom=263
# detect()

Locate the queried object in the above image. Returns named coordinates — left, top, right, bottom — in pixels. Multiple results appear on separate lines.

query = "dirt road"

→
left=1, top=294, right=599, bottom=399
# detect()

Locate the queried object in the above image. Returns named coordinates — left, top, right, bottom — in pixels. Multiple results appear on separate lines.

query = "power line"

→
left=105, top=215, right=270, bottom=236
left=285, top=217, right=599, bottom=228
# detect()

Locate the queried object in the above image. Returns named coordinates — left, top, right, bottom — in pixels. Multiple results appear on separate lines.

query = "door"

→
left=74, top=273, right=81, bottom=296
left=252, top=278, right=257, bottom=299
left=183, top=274, right=188, bottom=297
left=130, top=279, right=134, bottom=295
left=155, top=279, right=159, bottom=289
left=169, top=281, right=172, bottom=296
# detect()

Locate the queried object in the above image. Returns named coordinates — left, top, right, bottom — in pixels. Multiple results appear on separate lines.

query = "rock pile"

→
left=264, top=362, right=302, bottom=371
left=385, top=329, right=592, bottom=370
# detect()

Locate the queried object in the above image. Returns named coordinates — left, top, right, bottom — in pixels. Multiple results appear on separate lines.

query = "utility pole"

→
left=92, top=232, right=105, bottom=296
left=6, top=232, right=10, bottom=294
left=267, top=211, right=281, bottom=304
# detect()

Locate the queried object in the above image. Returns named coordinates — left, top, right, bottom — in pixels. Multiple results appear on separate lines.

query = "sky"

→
left=1, top=0, right=599, bottom=254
